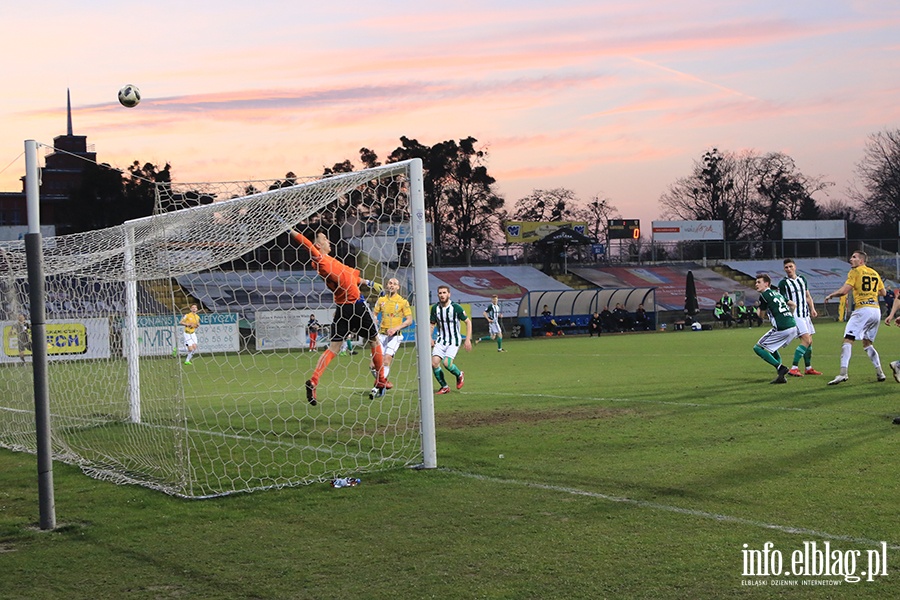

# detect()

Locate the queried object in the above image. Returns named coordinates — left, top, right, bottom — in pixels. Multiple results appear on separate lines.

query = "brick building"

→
left=0, top=89, right=96, bottom=232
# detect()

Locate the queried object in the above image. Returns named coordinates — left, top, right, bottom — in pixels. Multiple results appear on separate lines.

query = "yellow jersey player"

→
left=179, top=304, right=200, bottom=365
left=824, top=251, right=886, bottom=384
left=371, top=278, right=413, bottom=396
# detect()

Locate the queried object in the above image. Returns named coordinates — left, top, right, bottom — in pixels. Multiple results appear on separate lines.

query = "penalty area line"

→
left=443, top=468, right=900, bottom=550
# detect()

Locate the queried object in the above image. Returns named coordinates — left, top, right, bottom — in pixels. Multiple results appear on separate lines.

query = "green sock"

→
left=446, top=362, right=461, bottom=377
left=497, top=338, right=503, bottom=350
left=346, top=340, right=354, bottom=351
left=479, top=335, right=492, bottom=342
left=792, top=345, right=808, bottom=368
left=433, top=367, right=446, bottom=387
left=804, top=346, right=812, bottom=368
left=754, top=345, right=781, bottom=368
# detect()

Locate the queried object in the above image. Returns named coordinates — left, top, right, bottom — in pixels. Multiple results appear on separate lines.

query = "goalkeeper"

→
left=291, top=230, right=386, bottom=405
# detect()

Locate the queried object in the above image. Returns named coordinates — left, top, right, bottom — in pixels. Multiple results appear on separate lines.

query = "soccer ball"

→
left=118, top=84, right=141, bottom=108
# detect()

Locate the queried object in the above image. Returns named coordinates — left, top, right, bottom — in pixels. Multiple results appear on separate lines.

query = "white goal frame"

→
left=1, top=153, right=435, bottom=498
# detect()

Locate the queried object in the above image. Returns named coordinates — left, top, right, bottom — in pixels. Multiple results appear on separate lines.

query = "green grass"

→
left=2, top=321, right=900, bottom=599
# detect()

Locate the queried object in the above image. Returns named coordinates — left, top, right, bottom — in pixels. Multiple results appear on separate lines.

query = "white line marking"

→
left=446, top=469, right=900, bottom=550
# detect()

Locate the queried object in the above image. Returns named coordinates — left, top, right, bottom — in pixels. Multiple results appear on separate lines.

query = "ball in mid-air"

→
left=118, top=84, right=141, bottom=108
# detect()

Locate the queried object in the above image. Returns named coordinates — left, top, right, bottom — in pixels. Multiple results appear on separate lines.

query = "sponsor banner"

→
left=136, top=313, right=240, bottom=356
left=0, top=225, right=56, bottom=242
left=651, top=220, right=724, bottom=241
left=2, top=318, right=110, bottom=363
left=256, top=309, right=333, bottom=350
left=782, top=220, right=846, bottom=240
left=256, top=308, right=424, bottom=349
left=503, top=221, right=588, bottom=244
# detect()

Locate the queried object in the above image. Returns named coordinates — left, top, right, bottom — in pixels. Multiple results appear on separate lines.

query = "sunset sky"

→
left=1, top=1, right=899, bottom=230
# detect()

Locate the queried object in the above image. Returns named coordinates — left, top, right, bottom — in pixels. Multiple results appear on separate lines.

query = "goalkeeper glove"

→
left=368, top=280, right=384, bottom=295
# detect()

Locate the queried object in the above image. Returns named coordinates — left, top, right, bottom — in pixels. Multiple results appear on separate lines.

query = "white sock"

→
left=865, top=345, right=882, bottom=373
left=839, top=343, right=852, bottom=374
left=186, top=351, right=195, bottom=361
left=383, top=365, right=391, bottom=378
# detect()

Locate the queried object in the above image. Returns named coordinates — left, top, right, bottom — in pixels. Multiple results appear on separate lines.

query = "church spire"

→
left=66, top=88, right=73, bottom=136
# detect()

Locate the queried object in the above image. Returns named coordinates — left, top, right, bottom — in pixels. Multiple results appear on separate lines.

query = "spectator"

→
left=540, top=304, right=563, bottom=336
left=588, top=312, right=602, bottom=337
left=735, top=300, right=762, bottom=327
left=633, top=304, right=650, bottom=331
left=600, top=306, right=616, bottom=332
left=714, top=301, right=734, bottom=327
left=720, top=292, right=734, bottom=316
left=613, top=303, right=632, bottom=331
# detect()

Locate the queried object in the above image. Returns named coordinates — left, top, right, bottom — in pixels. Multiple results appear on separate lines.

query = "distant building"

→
left=0, top=89, right=97, bottom=232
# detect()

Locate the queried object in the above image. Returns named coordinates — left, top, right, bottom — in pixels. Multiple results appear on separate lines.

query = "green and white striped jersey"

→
left=430, top=301, right=468, bottom=345
left=484, top=302, right=501, bottom=321
left=778, top=275, right=811, bottom=319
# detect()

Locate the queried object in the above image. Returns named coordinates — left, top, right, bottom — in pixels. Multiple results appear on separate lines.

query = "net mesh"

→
left=0, top=160, right=425, bottom=497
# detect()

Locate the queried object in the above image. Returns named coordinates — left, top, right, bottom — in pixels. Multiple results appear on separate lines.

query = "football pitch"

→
left=2, top=320, right=899, bottom=599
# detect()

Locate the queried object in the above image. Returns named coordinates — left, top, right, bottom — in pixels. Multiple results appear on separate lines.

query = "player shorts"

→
left=793, top=315, right=815, bottom=337
left=757, top=326, right=798, bottom=353
left=183, top=332, right=198, bottom=348
left=17, top=335, right=31, bottom=352
left=843, top=306, right=881, bottom=342
left=487, top=320, right=502, bottom=336
left=432, top=341, right=461, bottom=362
left=331, top=302, right=378, bottom=342
left=378, top=332, right=403, bottom=357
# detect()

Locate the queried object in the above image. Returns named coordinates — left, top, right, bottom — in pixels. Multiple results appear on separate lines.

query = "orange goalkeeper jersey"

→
left=292, top=231, right=362, bottom=305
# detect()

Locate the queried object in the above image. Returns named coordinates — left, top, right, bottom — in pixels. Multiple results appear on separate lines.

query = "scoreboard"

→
left=607, top=219, right=641, bottom=239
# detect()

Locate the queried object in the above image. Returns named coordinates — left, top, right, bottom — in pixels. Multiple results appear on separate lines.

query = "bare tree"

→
left=572, top=194, right=619, bottom=242
left=851, top=129, right=900, bottom=229
left=750, top=152, right=828, bottom=240
left=660, top=148, right=829, bottom=242
left=659, top=148, right=750, bottom=241
left=511, top=188, right=581, bottom=222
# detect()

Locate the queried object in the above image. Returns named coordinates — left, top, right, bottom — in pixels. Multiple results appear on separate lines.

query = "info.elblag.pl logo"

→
left=741, top=541, right=889, bottom=586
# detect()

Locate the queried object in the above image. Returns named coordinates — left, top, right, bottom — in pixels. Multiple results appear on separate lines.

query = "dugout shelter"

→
left=518, top=288, right=656, bottom=337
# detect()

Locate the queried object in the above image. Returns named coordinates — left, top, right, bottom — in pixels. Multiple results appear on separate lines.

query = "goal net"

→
left=0, top=158, right=435, bottom=498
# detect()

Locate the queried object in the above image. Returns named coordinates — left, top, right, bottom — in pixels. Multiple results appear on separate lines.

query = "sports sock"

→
left=754, top=345, right=780, bottom=368
left=479, top=335, right=492, bottom=342
left=446, top=361, right=461, bottom=377
left=370, top=343, right=384, bottom=380
left=804, top=346, right=812, bottom=368
left=433, top=367, right=447, bottom=387
left=865, top=345, right=883, bottom=372
left=186, top=351, right=195, bottom=361
left=383, top=365, right=391, bottom=379
left=311, top=349, right=337, bottom=385
left=497, top=338, right=503, bottom=350
left=792, top=345, right=807, bottom=368
left=840, top=342, right=852, bottom=372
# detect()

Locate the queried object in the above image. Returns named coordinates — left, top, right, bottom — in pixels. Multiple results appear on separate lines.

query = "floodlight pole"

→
left=25, top=139, right=56, bottom=530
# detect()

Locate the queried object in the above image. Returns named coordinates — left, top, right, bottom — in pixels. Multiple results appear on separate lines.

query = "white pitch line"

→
left=468, top=390, right=888, bottom=416
left=446, top=469, right=900, bottom=550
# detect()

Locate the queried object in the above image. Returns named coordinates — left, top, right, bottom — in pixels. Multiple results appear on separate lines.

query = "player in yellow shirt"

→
left=824, top=251, right=886, bottom=384
left=370, top=278, right=413, bottom=397
left=179, top=304, right=201, bottom=365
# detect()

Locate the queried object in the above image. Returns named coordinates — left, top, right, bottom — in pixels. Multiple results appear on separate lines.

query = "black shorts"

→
left=331, top=302, right=378, bottom=342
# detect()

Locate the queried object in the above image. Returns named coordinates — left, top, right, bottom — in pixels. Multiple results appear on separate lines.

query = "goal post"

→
left=0, top=157, right=435, bottom=497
